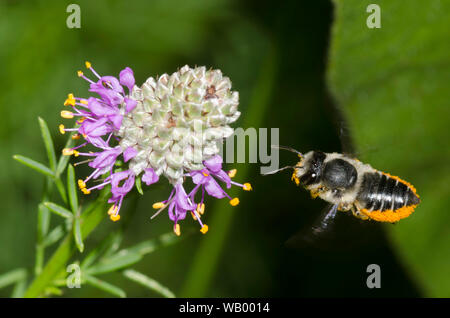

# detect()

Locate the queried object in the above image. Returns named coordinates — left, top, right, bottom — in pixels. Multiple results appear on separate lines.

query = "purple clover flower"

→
left=60, top=62, right=250, bottom=236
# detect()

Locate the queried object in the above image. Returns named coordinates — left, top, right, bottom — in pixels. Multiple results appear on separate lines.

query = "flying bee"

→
left=264, top=146, right=420, bottom=224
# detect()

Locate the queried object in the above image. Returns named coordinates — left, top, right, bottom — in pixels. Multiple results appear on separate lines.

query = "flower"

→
left=60, top=62, right=251, bottom=235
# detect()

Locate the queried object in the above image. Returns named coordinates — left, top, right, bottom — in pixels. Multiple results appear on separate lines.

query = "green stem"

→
left=180, top=45, right=278, bottom=297
left=24, top=192, right=108, bottom=298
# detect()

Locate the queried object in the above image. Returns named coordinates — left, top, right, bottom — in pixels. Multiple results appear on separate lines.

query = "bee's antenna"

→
left=271, top=145, right=303, bottom=158
left=261, top=165, right=297, bottom=175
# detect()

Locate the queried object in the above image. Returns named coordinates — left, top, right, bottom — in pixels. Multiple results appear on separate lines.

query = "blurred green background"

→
left=0, top=0, right=448, bottom=297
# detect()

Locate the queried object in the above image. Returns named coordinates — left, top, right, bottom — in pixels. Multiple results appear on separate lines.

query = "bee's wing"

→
left=285, top=203, right=339, bottom=249
left=284, top=203, right=376, bottom=251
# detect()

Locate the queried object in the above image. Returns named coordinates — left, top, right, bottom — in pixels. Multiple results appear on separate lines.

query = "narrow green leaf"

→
left=127, top=232, right=180, bottom=256
left=54, top=178, right=68, bottom=204
left=11, top=276, right=28, bottom=298
left=43, top=202, right=73, bottom=219
left=135, top=177, right=144, bottom=195
left=37, top=203, right=51, bottom=242
left=123, top=269, right=175, bottom=298
left=84, top=275, right=126, bottom=298
left=56, top=137, right=75, bottom=178
left=67, top=164, right=78, bottom=214
left=73, top=217, right=84, bottom=253
left=13, top=155, right=54, bottom=178
left=38, top=117, right=57, bottom=172
left=81, top=232, right=123, bottom=270
left=85, top=250, right=142, bottom=275
left=0, top=268, right=27, bottom=289
left=42, top=226, right=65, bottom=247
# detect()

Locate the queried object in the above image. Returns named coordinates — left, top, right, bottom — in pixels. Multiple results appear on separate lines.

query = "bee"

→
left=264, top=146, right=420, bottom=223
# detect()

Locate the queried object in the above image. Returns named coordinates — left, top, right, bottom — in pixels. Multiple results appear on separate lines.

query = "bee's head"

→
left=292, top=151, right=326, bottom=186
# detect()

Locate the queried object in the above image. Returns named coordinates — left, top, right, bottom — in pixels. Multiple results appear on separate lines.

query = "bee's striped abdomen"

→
left=357, top=171, right=420, bottom=222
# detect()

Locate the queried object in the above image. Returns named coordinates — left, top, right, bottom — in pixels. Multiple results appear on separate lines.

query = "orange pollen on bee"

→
left=361, top=205, right=418, bottom=223
left=291, top=171, right=300, bottom=186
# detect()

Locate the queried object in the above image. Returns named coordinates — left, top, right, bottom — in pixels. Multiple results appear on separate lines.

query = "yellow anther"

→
left=77, top=70, right=83, bottom=77
left=174, top=224, right=181, bottom=236
left=78, top=179, right=86, bottom=189
left=59, top=124, right=65, bottom=134
left=243, top=183, right=252, bottom=191
left=80, top=99, right=88, bottom=105
left=73, top=150, right=80, bottom=157
left=152, top=202, right=165, bottom=209
left=72, top=134, right=80, bottom=140
left=196, top=203, right=205, bottom=215
left=77, top=117, right=86, bottom=124
left=200, top=224, right=209, bottom=234
left=190, top=211, right=198, bottom=221
left=108, top=205, right=118, bottom=215
left=291, top=172, right=300, bottom=186
left=85, top=61, right=92, bottom=69
left=61, top=110, right=74, bottom=119
left=81, top=188, right=91, bottom=195
left=230, top=198, right=240, bottom=206
left=110, top=214, right=120, bottom=222
left=228, top=169, right=237, bottom=178
left=62, top=148, right=74, bottom=156
left=202, top=172, right=209, bottom=177
left=64, top=93, right=76, bottom=106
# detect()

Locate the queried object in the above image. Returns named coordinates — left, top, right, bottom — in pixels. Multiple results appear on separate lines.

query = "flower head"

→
left=61, top=63, right=251, bottom=235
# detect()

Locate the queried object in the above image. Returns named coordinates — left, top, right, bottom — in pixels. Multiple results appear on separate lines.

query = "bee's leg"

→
left=351, top=206, right=369, bottom=220
left=309, top=185, right=328, bottom=199
left=338, top=202, right=352, bottom=212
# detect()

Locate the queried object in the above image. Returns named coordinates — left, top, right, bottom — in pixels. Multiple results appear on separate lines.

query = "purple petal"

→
left=142, top=168, right=159, bottom=185
left=119, top=67, right=135, bottom=91
left=101, top=76, right=124, bottom=94
left=108, top=114, right=123, bottom=130
left=203, top=155, right=223, bottom=173
left=123, top=147, right=138, bottom=162
left=204, top=178, right=226, bottom=199
left=124, top=97, right=137, bottom=113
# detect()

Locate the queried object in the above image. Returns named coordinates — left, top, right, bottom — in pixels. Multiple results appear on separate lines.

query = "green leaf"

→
left=127, top=232, right=180, bottom=256
left=43, top=202, right=73, bottom=219
left=73, top=217, right=84, bottom=253
left=56, top=137, right=75, bottom=178
left=54, top=178, right=68, bottom=204
left=135, top=177, right=144, bottom=195
left=13, top=155, right=54, bottom=178
left=123, top=269, right=175, bottom=298
left=84, top=275, right=126, bottom=298
left=85, top=250, right=142, bottom=275
left=67, top=164, right=78, bottom=214
left=37, top=203, right=51, bottom=242
left=328, top=0, right=450, bottom=297
left=81, top=232, right=123, bottom=270
left=0, top=268, right=27, bottom=289
left=42, top=226, right=65, bottom=247
left=38, top=117, right=57, bottom=172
